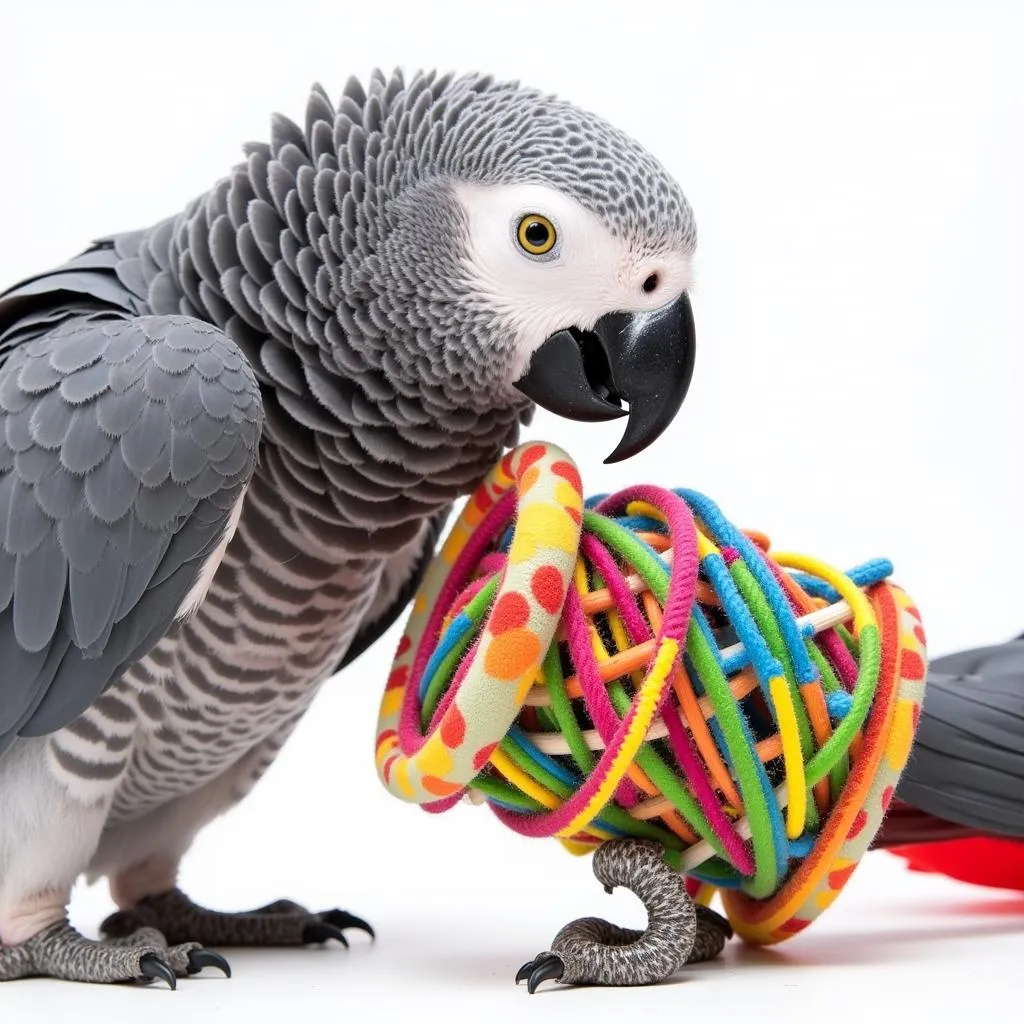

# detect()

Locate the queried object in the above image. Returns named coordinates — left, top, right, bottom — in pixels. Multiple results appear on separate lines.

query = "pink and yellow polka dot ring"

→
left=374, top=441, right=584, bottom=805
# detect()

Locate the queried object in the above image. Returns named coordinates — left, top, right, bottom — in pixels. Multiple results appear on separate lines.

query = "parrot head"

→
left=343, top=71, right=697, bottom=464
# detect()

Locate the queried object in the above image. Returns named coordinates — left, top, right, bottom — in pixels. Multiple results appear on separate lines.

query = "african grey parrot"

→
left=0, top=69, right=700, bottom=987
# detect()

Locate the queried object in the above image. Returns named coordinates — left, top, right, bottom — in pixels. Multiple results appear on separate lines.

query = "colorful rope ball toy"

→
left=374, top=441, right=928, bottom=992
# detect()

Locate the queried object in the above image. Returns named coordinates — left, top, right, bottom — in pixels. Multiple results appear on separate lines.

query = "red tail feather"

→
left=890, top=837, right=1024, bottom=891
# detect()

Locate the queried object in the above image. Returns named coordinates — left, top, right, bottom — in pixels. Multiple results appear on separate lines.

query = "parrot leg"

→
left=0, top=918, right=226, bottom=987
left=95, top=738, right=373, bottom=952
left=101, top=891, right=374, bottom=948
left=0, top=742, right=222, bottom=986
left=515, top=838, right=732, bottom=993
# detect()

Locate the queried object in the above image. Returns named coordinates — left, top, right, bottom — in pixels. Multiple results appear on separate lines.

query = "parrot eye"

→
left=515, top=214, right=558, bottom=258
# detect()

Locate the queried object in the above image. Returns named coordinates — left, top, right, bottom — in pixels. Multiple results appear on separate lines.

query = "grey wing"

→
left=0, top=312, right=263, bottom=755
left=335, top=506, right=449, bottom=672
left=896, top=637, right=1024, bottom=835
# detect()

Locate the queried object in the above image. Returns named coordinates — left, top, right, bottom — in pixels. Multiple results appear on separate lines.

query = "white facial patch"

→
left=452, top=182, right=693, bottom=381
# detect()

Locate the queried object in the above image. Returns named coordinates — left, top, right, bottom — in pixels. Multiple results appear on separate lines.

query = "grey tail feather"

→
left=896, top=637, right=1024, bottom=836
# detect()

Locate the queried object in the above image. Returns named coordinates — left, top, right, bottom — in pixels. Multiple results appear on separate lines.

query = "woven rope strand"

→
left=377, top=442, right=928, bottom=944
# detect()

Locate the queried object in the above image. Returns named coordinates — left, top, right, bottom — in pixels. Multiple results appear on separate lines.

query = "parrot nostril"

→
left=642, top=273, right=659, bottom=294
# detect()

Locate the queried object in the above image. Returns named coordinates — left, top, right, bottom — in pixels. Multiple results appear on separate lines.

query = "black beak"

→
left=513, top=292, right=696, bottom=463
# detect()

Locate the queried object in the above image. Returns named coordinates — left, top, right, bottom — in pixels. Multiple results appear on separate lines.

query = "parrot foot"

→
left=0, top=919, right=222, bottom=986
left=102, top=889, right=374, bottom=949
left=514, top=838, right=732, bottom=993
left=105, top=924, right=231, bottom=980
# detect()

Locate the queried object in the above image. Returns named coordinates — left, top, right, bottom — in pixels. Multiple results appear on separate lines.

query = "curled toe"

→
left=302, top=922, right=349, bottom=947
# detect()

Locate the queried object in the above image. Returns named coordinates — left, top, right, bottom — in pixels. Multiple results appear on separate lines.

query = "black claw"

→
left=514, top=952, right=565, bottom=993
left=302, top=922, right=349, bottom=947
left=515, top=960, right=536, bottom=984
left=528, top=955, right=565, bottom=994
left=186, top=949, right=232, bottom=978
left=138, top=953, right=177, bottom=990
left=320, top=909, right=375, bottom=940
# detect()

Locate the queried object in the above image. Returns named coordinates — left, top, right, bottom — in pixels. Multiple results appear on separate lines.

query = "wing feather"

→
left=0, top=312, right=262, bottom=754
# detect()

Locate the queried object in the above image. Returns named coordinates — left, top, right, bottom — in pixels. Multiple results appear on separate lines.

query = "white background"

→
left=2, top=0, right=1024, bottom=1021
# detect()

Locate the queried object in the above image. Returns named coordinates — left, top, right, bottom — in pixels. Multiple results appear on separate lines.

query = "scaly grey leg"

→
left=516, top=838, right=732, bottom=992
left=102, top=889, right=373, bottom=948
left=0, top=919, right=226, bottom=987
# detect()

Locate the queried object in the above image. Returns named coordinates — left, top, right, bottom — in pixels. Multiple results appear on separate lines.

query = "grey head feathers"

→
left=100, top=69, right=694, bottom=544
left=413, top=74, right=696, bottom=250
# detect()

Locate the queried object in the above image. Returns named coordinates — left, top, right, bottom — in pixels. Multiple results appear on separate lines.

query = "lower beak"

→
left=513, top=292, right=696, bottom=463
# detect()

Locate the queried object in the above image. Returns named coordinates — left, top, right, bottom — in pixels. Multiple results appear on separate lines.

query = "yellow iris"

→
left=516, top=214, right=557, bottom=255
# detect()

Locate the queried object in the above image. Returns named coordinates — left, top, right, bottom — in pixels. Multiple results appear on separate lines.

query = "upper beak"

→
left=513, top=292, right=696, bottom=463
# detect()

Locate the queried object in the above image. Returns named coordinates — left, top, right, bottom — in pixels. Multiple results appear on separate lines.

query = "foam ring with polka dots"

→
left=375, top=442, right=583, bottom=805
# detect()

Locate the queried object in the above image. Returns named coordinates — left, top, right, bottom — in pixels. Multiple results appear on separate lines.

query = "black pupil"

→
left=524, top=220, right=550, bottom=248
